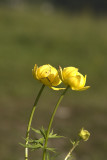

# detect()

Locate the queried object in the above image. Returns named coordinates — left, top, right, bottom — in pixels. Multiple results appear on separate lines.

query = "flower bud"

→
left=32, top=64, right=63, bottom=90
left=59, top=66, right=90, bottom=91
left=79, top=128, right=90, bottom=141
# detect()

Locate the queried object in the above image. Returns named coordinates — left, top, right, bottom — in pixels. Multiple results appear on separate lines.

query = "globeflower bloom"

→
left=32, top=64, right=63, bottom=90
left=59, top=66, right=90, bottom=91
left=79, top=128, right=90, bottom=141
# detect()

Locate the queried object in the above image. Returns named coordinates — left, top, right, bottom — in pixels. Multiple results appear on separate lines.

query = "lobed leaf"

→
left=48, top=130, right=64, bottom=139
left=31, top=128, right=41, bottom=134
left=46, top=147, right=56, bottom=153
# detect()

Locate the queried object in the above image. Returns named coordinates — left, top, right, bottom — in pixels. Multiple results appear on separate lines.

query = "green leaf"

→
left=32, top=126, right=47, bottom=139
left=27, top=143, right=43, bottom=150
left=19, top=143, right=38, bottom=149
left=19, top=137, right=44, bottom=150
left=19, top=143, right=26, bottom=148
left=40, top=126, right=47, bottom=139
left=48, top=130, right=64, bottom=139
left=31, top=128, right=41, bottom=134
left=29, top=137, right=44, bottom=143
left=46, top=147, right=56, bottom=153
left=70, top=139, right=75, bottom=145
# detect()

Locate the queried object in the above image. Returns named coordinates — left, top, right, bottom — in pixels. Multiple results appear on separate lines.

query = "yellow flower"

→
left=59, top=66, right=90, bottom=91
left=32, top=64, right=64, bottom=90
left=79, top=128, right=90, bottom=141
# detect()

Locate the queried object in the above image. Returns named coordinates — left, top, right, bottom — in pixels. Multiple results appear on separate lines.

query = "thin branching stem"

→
left=42, top=86, right=69, bottom=160
left=64, top=140, right=80, bottom=160
left=25, top=84, right=45, bottom=160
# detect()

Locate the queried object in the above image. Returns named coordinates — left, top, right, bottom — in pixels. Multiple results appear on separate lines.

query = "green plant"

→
left=20, top=64, right=90, bottom=160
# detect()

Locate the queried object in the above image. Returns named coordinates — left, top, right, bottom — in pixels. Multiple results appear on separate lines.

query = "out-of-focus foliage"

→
left=0, top=0, right=107, bottom=14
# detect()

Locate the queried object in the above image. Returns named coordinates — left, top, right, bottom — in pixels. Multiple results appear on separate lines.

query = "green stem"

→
left=42, top=86, right=69, bottom=160
left=64, top=140, right=80, bottom=160
left=25, top=84, right=45, bottom=160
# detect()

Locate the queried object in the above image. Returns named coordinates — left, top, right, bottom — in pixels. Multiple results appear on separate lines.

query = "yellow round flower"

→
left=32, top=64, right=63, bottom=90
left=79, top=128, right=90, bottom=141
left=59, top=66, right=90, bottom=91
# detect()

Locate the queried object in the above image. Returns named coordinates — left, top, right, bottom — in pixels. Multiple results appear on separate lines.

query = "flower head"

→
left=78, top=128, right=90, bottom=141
left=59, top=66, right=90, bottom=91
left=32, top=64, right=63, bottom=90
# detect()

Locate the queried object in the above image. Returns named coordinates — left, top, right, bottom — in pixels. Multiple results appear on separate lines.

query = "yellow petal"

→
left=77, top=86, right=90, bottom=91
left=37, top=64, right=51, bottom=79
left=62, top=67, right=78, bottom=80
left=32, top=64, right=38, bottom=79
left=58, top=66, right=63, bottom=81
left=68, top=75, right=81, bottom=89
left=51, top=74, right=62, bottom=86
left=79, top=128, right=90, bottom=141
left=40, top=77, right=51, bottom=86
left=51, top=87, right=65, bottom=91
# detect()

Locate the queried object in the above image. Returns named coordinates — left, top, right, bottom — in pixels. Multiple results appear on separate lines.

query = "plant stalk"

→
left=42, top=86, right=69, bottom=160
left=25, top=84, right=45, bottom=160
left=64, top=140, right=80, bottom=160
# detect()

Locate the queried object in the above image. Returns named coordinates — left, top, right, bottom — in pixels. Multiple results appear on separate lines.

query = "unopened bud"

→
left=79, top=128, right=90, bottom=141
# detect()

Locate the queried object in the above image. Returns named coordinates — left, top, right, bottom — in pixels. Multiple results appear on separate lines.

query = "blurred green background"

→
left=0, top=1, right=107, bottom=160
